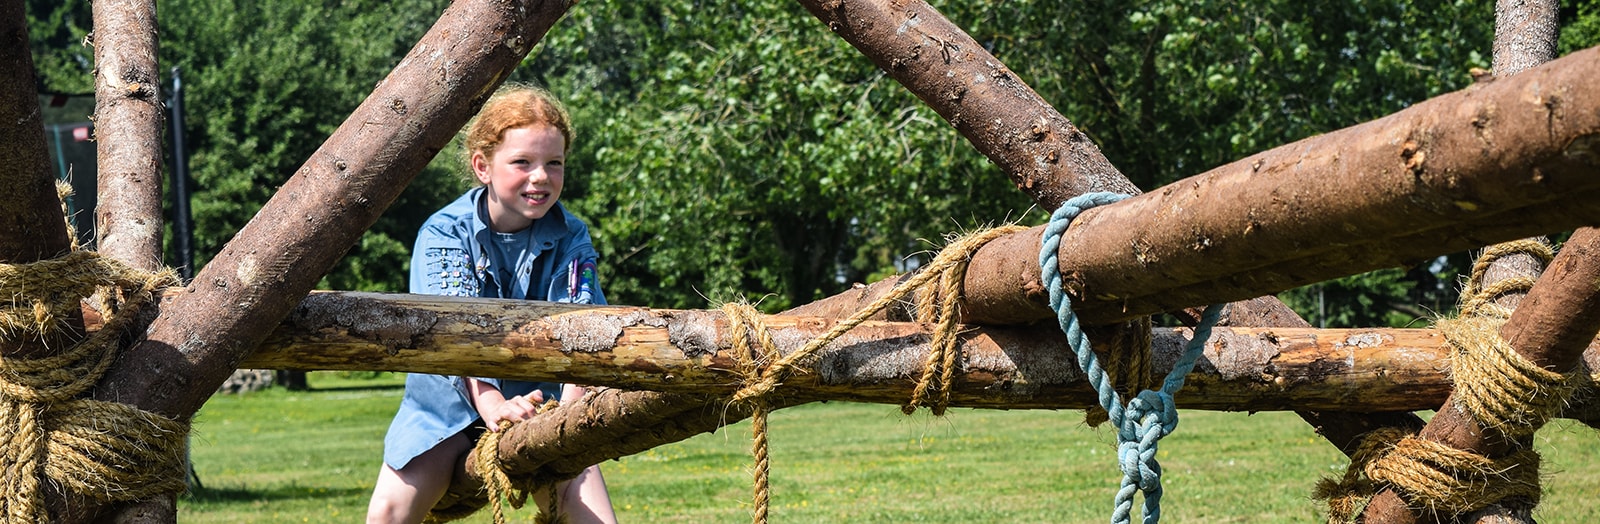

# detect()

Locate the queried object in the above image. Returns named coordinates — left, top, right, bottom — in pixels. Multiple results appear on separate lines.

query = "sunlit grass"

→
left=180, top=373, right=1600, bottom=523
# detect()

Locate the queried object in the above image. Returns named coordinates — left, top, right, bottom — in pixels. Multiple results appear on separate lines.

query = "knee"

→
left=365, top=495, right=404, bottom=524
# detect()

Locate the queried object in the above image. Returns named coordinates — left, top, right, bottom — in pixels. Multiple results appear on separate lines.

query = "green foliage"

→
left=23, top=0, right=94, bottom=94
left=1562, top=0, right=1600, bottom=53
left=156, top=0, right=464, bottom=291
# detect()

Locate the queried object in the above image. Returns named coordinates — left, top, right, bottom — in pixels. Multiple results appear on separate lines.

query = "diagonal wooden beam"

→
left=1361, top=228, right=1600, bottom=523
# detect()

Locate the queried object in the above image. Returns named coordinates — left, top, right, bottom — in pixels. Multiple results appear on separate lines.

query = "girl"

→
left=367, top=86, right=618, bottom=524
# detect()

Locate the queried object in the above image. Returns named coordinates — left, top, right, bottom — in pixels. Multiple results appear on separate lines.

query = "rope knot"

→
left=1040, top=192, right=1223, bottom=524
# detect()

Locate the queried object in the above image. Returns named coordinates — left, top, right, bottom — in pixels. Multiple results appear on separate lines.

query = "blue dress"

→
left=383, top=187, right=605, bottom=470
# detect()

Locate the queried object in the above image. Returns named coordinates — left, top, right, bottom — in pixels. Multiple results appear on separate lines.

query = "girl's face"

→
left=473, top=124, right=566, bottom=232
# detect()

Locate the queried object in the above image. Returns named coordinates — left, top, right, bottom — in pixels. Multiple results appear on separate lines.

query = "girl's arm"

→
left=466, top=378, right=543, bottom=431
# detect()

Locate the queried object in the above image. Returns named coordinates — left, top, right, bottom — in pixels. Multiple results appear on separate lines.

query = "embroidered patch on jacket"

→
left=424, top=247, right=478, bottom=296
left=569, top=259, right=598, bottom=299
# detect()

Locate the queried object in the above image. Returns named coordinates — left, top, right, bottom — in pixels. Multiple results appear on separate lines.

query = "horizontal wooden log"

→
left=244, top=292, right=1600, bottom=419
left=790, top=45, right=1600, bottom=327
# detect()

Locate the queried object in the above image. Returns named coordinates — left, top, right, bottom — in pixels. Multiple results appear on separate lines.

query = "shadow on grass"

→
left=184, top=484, right=369, bottom=503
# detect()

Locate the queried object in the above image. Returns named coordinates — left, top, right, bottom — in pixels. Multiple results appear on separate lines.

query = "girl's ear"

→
left=470, top=151, right=492, bottom=185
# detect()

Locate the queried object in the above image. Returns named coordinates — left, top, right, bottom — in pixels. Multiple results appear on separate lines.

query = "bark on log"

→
left=240, top=292, right=1600, bottom=418
left=48, top=2, right=578, bottom=522
left=0, top=0, right=74, bottom=263
left=91, top=0, right=166, bottom=270
left=1361, top=228, right=1600, bottom=524
left=87, top=2, right=179, bottom=522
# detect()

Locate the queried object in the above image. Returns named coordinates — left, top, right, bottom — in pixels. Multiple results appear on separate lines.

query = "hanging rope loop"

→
left=1040, top=191, right=1222, bottom=524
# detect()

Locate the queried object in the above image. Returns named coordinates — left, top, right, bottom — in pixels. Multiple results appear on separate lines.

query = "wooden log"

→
left=0, top=0, right=74, bottom=264
left=91, top=0, right=166, bottom=270
left=85, top=2, right=179, bottom=522
left=242, top=292, right=1600, bottom=417
left=789, top=45, right=1600, bottom=328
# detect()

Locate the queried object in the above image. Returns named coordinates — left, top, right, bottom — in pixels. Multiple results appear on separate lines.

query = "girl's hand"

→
left=465, top=377, right=552, bottom=431
left=485, top=390, right=545, bottom=431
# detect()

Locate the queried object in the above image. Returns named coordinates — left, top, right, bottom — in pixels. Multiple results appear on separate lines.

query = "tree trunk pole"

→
left=0, top=0, right=74, bottom=264
left=1360, top=4, right=1563, bottom=522
left=84, top=1, right=180, bottom=521
left=44, top=2, right=578, bottom=522
left=91, top=0, right=166, bottom=270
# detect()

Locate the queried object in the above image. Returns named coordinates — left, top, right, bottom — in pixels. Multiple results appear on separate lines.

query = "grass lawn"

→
left=180, top=372, right=1600, bottom=523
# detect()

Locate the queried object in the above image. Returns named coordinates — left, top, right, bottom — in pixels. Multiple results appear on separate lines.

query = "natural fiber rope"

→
left=1458, top=239, right=1553, bottom=318
left=718, top=225, right=1023, bottom=524
left=1366, top=434, right=1542, bottom=514
left=1082, top=318, right=1155, bottom=428
left=1442, top=316, right=1574, bottom=437
left=722, top=302, right=778, bottom=524
left=456, top=399, right=566, bottom=524
left=728, top=224, right=1026, bottom=409
left=0, top=249, right=187, bottom=522
left=1316, top=239, right=1568, bottom=521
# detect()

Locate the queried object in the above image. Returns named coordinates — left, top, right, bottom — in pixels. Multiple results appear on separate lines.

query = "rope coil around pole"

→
left=1038, top=192, right=1223, bottom=524
left=1316, top=239, right=1573, bottom=521
left=0, top=249, right=188, bottom=522
left=438, top=399, right=567, bottom=524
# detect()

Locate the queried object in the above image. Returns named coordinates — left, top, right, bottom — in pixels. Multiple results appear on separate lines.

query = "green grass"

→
left=181, top=372, right=1600, bottom=523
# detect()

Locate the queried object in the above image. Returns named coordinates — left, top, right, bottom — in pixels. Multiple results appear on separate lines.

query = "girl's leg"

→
left=366, top=434, right=471, bottom=524
left=554, top=464, right=619, bottom=524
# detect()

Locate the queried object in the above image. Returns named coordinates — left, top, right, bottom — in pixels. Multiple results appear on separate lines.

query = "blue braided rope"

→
left=1039, top=192, right=1223, bottom=524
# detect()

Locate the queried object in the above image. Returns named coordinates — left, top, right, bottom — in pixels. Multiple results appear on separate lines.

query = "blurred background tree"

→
left=25, top=0, right=1600, bottom=325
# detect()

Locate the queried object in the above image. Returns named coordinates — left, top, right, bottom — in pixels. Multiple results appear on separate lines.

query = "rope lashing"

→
left=0, top=250, right=188, bottom=522
left=720, top=225, right=1023, bottom=524
left=1039, top=192, right=1223, bottom=524
left=1316, top=239, right=1571, bottom=521
left=727, top=225, right=1026, bottom=412
left=1458, top=239, right=1554, bottom=318
left=448, top=399, right=566, bottom=524
left=722, top=302, right=779, bottom=524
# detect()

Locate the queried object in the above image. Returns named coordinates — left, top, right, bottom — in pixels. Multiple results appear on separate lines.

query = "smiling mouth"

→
left=522, top=191, right=550, bottom=204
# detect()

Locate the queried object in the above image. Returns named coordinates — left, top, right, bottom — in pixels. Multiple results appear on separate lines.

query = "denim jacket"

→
left=384, top=187, right=605, bottom=469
